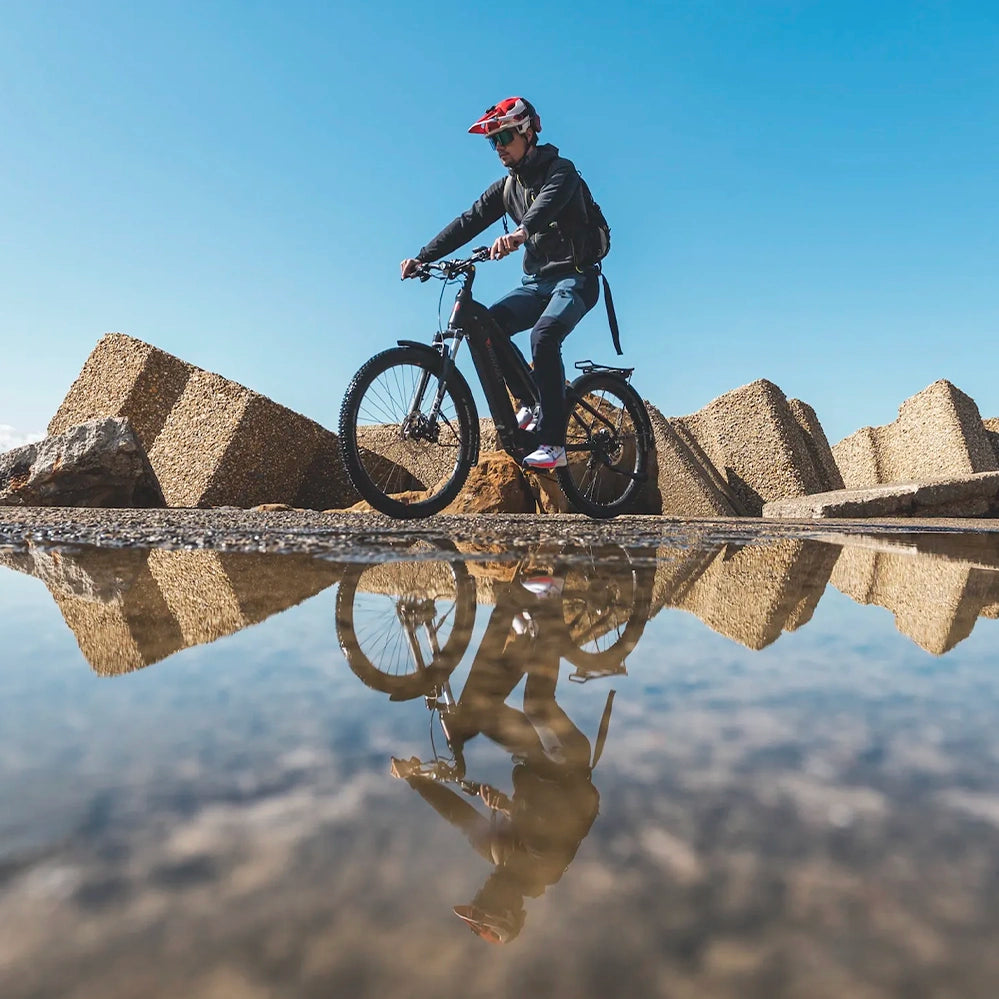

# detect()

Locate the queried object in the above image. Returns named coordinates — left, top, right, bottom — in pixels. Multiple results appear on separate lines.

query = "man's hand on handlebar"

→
left=400, top=258, right=423, bottom=279
left=489, top=227, right=527, bottom=260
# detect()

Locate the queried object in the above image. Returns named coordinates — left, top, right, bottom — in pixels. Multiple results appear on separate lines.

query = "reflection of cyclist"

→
left=391, top=573, right=601, bottom=944
left=399, top=97, right=602, bottom=472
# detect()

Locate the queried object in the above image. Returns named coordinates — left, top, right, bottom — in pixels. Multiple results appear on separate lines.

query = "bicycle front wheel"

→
left=339, top=347, right=477, bottom=518
left=556, top=373, right=650, bottom=519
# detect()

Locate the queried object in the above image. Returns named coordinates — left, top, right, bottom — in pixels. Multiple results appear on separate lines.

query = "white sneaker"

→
left=523, top=444, right=567, bottom=469
left=520, top=575, right=565, bottom=599
left=515, top=405, right=539, bottom=432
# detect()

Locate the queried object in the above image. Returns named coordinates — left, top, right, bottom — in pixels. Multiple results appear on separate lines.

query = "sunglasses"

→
left=486, top=128, right=518, bottom=149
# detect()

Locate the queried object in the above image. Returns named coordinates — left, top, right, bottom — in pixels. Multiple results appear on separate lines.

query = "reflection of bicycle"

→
left=335, top=544, right=654, bottom=700
left=335, top=541, right=476, bottom=700
left=338, top=247, right=653, bottom=519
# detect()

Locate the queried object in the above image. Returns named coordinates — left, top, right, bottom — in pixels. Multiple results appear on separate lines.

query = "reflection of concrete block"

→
left=49, top=333, right=192, bottom=451
left=676, top=380, right=840, bottom=515
left=645, top=404, right=740, bottom=517
left=51, top=334, right=351, bottom=509
left=833, top=380, right=997, bottom=488
left=831, top=546, right=999, bottom=654
left=667, top=540, right=839, bottom=649
left=2, top=545, right=341, bottom=674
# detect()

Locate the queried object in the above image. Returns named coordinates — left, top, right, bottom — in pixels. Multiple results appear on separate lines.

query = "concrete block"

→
left=675, top=379, right=840, bottom=515
left=830, top=545, right=999, bottom=654
left=50, top=333, right=193, bottom=451
left=52, top=333, right=352, bottom=509
left=645, top=403, right=741, bottom=517
left=763, top=472, right=999, bottom=520
left=833, top=380, right=997, bottom=489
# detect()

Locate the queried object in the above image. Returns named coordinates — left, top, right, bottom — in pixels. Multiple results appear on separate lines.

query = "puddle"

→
left=3, top=534, right=999, bottom=997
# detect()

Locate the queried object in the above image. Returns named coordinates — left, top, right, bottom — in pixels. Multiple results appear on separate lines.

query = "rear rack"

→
left=574, top=359, right=635, bottom=379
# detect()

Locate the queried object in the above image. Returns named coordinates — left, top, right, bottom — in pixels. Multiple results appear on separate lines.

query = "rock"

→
left=674, top=379, right=842, bottom=515
left=832, top=380, right=997, bottom=488
left=763, top=472, right=999, bottom=519
left=441, top=451, right=535, bottom=514
left=0, top=417, right=164, bottom=508
left=50, top=333, right=356, bottom=510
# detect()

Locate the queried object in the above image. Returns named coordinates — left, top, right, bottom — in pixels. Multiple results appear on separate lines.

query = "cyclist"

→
left=400, top=96, right=602, bottom=471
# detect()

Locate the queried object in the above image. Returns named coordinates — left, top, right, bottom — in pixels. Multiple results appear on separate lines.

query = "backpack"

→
left=503, top=169, right=622, bottom=354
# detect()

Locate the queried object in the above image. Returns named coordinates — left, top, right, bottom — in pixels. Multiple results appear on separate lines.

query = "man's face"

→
left=490, top=127, right=531, bottom=167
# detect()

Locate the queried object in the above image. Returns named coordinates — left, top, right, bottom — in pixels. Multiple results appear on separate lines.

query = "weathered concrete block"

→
left=645, top=404, right=740, bottom=517
left=833, top=380, right=997, bottom=489
left=788, top=398, right=845, bottom=492
left=983, top=417, right=999, bottom=465
left=53, top=334, right=351, bottom=509
left=676, top=379, right=841, bottom=515
left=763, top=472, right=999, bottom=520
left=50, top=333, right=193, bottom=451
left=830, top=545, right=999, bottom=654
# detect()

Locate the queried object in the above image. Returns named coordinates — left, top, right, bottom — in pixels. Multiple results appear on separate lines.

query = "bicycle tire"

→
left=560, top=547, right=654, bottom=674
left=335, top=546, right=476, bottom=700
left=339, top=346, right=477, bottom=518
left=556, top=372, right=650, bottom=519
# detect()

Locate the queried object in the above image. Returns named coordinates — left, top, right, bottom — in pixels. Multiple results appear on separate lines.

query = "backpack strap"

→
left=600, top=267, right=623, bottom=356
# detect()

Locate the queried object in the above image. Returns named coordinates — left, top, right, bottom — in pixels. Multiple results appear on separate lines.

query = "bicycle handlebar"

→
left=415, top=246, right=492, bottom=282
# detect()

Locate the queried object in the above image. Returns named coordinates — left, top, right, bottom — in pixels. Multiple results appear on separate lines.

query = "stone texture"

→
left=983, top=417, right=999, bottom=464
left=50, top=333, right=352, bottom=509
left=763, top=472, right=999, bottom=520
left=50, top=333, right=191, bottom=451
left=830, top=544, right=999, bottom=654
left=645, top=403, right=740, bottom=517
left=0, top=417, right=164, bottom=508
left=349, top=451, right=536, bottom=514
left=832, top=380, right=997, bottom=489
left=675, top=380, right=842, bottom=515
left=0, top=545, right=342, bottom=674
left=441, top=451, right=535, bottom=514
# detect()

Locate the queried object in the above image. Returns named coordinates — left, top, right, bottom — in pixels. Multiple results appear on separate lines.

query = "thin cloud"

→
left=0, top=424, right=43, bottom=453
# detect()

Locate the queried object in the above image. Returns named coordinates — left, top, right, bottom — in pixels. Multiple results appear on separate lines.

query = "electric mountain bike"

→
left=338, top=248, right=653, bottom=519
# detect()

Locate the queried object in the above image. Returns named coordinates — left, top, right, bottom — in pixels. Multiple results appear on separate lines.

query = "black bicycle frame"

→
left=438, top=263, right=541, bottom=458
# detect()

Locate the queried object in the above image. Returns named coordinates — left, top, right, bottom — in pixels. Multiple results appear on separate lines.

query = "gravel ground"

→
left=2, top=507, right=999, bottom=558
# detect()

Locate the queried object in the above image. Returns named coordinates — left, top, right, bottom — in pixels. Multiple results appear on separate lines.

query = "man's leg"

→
left=529, top=272, right=600, bottom=448
left=488, top=280, right=548, bottom=407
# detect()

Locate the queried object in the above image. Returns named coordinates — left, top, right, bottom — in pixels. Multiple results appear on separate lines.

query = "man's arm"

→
left=416, top=180, right=506, bottom=263
left=518, top=158, right=581, bottom=239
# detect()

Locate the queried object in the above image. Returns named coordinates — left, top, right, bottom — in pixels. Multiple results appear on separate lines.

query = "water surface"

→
left=3, top=533, right=999, bottom=998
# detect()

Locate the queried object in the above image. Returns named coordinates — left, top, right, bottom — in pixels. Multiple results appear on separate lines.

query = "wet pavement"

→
left=4, top=511, right=999, bottom=997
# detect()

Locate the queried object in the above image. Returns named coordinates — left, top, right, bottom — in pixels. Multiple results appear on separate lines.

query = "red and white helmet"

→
left=467, top=97, right=541, bottom=137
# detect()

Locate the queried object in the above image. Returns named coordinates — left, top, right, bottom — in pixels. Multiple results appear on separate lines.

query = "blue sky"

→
left=2, top=1, right=996, bottom=449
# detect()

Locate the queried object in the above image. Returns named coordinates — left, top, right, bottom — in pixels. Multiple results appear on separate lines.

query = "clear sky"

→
left=2, top=1, right=996, bottom=450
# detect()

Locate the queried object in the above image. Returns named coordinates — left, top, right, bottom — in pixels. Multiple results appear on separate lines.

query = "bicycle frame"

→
left=406, top=261, right=641, bottom=465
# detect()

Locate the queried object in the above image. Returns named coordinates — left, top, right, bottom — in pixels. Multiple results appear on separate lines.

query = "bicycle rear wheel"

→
left=339, top=346, right=477, bottom=518
left=556, top=372, right=650, bottom=518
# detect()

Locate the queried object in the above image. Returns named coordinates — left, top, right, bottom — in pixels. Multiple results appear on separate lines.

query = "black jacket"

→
left=417, top=143, right=593, bottom=279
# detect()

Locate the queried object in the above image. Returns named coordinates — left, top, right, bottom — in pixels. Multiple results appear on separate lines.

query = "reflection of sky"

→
left=4, top=546, right=999, bottom=998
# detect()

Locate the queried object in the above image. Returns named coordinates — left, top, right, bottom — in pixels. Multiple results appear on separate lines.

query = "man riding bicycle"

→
left=400, top=96, right=604, bottom=471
